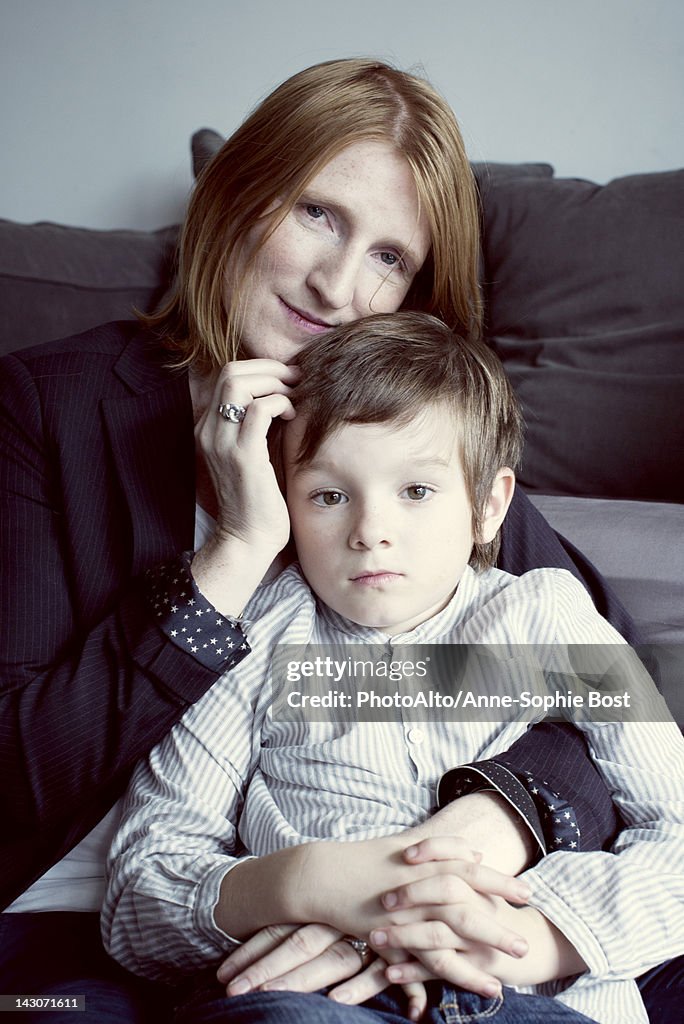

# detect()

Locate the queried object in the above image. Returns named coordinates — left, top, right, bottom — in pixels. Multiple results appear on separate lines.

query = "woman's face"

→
left=229, top=140, right=431, bottom=363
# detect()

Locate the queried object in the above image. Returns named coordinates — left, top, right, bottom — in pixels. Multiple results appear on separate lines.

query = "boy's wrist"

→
left=214, top=845, right=313, bottom=939
left=477, top=904, right=586, bottom=987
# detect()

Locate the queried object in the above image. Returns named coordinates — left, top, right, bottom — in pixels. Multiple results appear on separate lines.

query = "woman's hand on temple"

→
left=190, top=358, right=298, bottom=616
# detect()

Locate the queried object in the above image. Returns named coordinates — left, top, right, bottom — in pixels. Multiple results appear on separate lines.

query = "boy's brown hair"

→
left=287, top=311, right=523, bottom=570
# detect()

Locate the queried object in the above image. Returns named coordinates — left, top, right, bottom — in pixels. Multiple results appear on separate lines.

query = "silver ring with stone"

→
left=217, top=402, right=247, bottom=424
left=342, top=935, right=372, bottom=967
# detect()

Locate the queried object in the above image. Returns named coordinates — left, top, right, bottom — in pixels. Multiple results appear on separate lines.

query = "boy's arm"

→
left=521, top=581, right=684, bottom=982
left=523, top=714, right=684, bottom=982
left=100, top=608, right=280, bottom=983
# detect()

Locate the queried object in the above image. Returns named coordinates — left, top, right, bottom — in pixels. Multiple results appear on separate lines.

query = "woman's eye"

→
left=312, top=490, right=347, bottom=506
left=305, top=205, right=326, bottom=220
left=403, top=484, right=432, bottom=501
left=378, top=251, right=409, bottom=275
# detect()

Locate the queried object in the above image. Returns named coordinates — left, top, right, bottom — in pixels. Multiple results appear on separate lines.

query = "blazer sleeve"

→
left=0, top=350, right=247, bottom=893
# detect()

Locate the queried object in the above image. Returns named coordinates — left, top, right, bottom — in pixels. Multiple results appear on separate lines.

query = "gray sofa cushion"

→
left=0, top=219, right=178, bottom=355
left=530, top=493, right=684, bottom=721
left=483, top=169, right=684, bottom=503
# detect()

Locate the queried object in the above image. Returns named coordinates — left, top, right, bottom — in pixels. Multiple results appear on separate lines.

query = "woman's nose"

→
left=307, top=246, right=363, bottom=313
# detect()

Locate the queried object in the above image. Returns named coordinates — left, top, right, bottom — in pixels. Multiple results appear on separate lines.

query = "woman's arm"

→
left=0, top=341, right=296, bottom=910
left=0, top=343, right=252, bottom=909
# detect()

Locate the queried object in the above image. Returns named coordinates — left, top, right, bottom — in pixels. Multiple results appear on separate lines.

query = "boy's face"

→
left=283, top=404, right=476, bottom=634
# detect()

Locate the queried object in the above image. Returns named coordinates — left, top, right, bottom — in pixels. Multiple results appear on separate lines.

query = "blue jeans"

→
left=173, top=980, right=598, bottom=1023
left=1, top=912, right=681, bottom=1022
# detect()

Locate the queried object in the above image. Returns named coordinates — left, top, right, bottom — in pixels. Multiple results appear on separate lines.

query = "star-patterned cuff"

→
left=144, top=552, right=251, bottom=673
left=496, top=759, right=582, bottom=854
left=437, top=760, right=582, bottom=860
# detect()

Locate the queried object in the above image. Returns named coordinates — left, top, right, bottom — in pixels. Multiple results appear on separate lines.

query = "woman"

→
left=0, top=58, right=644, bottom=1021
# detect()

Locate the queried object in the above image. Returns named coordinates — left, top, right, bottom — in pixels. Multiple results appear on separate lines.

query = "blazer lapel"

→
left=103, top=331, right=196, bottom=575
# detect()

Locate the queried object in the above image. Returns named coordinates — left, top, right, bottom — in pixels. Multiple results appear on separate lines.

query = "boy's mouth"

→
left=350, top=571, right=404, bottom=586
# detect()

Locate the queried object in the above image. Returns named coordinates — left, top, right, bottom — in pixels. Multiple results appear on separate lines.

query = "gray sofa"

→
left=1, top=132, right=682, bottom=716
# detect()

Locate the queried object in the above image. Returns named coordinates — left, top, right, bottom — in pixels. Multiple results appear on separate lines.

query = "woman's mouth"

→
left=280, top=299, right=334, bottom=334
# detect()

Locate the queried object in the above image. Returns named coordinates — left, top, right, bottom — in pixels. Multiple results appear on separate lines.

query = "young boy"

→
left=103, top=313, right=684, bottom=1024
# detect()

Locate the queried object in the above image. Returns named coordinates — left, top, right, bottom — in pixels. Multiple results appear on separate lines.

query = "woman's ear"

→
left=479, top=467, right=516, bottom=544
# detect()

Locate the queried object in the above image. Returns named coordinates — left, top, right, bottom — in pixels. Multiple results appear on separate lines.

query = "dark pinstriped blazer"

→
left=0, top=321, right=619, bottom=910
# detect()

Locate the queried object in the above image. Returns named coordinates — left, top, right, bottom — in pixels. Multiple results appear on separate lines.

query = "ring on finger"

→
left=341, top=936, right=373, bottom=968
left=217, top=402, right=247, bottom=423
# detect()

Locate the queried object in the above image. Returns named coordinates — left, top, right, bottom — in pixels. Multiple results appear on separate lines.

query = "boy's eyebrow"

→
left=291, top=452, right=454, bottom=475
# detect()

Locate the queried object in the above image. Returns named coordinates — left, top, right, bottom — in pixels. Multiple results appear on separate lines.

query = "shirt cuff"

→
left=143, top=552, right=251, bottom=673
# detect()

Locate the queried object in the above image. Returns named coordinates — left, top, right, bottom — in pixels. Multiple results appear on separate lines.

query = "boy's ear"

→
left=479, top=467, right=516, bottom=544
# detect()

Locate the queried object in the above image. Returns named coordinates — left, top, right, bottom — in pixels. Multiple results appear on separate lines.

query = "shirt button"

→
left=407, top=727, right=424, bottom=745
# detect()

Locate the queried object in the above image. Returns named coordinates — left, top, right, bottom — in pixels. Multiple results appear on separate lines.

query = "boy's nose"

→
left=348, top=505, right=390, bottom=550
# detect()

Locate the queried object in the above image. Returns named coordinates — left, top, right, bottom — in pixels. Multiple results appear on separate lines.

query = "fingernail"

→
left=330, top=990, right=350, bottom=1004
left=408, top=1007, right=421, bottom=1021
left=515, top=883, right=532, bottom=900
left=383, top=891, right=398, bottom=908
left=262, top=982, right=286, bottom=992
left=405, top=845, right=418, bottom=859
left=471, top=849, right=483, bottom=862
left=371, top=929, right=387, bottom=946
left=483, top=982, right=502, bottom=998
left=511, top=939, right=528, bottom=957
left=227, top=978, right=251, bottom=995
left=387, top=966, right=402, bottom=982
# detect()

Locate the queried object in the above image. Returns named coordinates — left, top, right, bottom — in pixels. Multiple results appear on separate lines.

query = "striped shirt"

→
left=103, top=564, right=684, bottom=1024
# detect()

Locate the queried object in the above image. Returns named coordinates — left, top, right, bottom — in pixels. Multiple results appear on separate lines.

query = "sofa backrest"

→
left=1, top=140, right=682, bottom=507
left=0, top=219, right=178, bottom=357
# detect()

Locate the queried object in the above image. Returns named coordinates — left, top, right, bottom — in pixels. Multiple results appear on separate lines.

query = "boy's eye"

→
left=403, top=484, right=432, bottom=501
left=311, top=490, right=347, bottom=506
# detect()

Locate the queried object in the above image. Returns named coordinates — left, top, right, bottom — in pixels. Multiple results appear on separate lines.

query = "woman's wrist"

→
left=191, top=530, right=282, bottom=618
left=414, top=792, right=536, bottom=874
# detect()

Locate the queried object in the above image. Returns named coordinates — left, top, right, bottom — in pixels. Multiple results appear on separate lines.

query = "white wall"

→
left=2, top=0, right=682, bottom=230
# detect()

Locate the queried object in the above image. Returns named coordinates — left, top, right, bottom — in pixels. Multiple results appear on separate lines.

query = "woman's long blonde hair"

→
left=143, top=58, right=482, bottom=370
